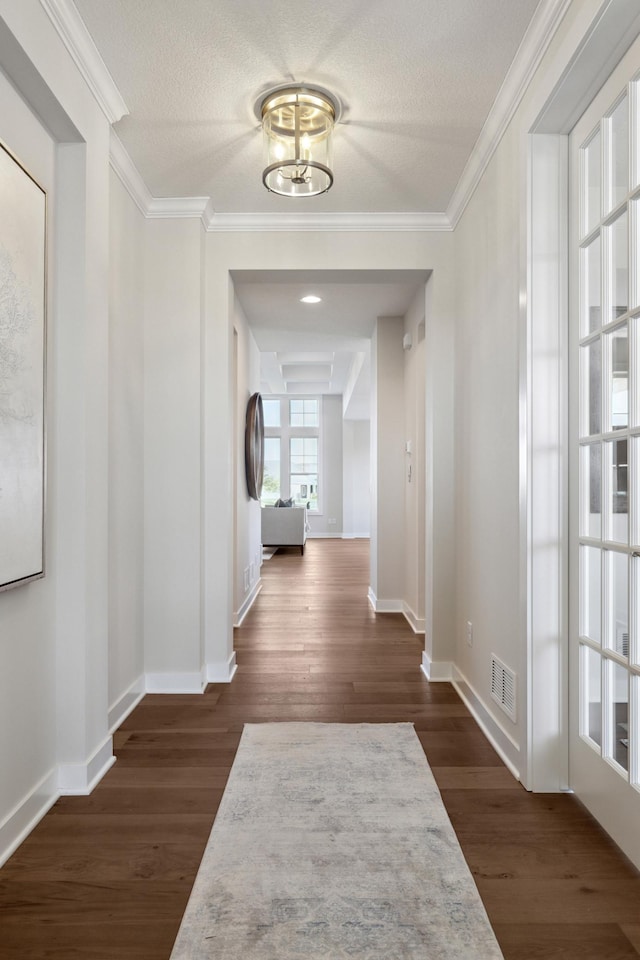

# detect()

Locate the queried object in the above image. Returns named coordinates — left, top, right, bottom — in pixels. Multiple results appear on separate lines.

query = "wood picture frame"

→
left=0, top=140, right=47, bottom=591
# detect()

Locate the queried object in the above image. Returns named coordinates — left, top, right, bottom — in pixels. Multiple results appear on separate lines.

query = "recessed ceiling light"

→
left=300, top=295, right=322, bottom=304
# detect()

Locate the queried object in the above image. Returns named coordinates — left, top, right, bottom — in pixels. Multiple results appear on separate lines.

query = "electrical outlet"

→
left=244, top=568, right=249, bottom=591
left=466, top=621, right=473, bottom=647
left=328, top=518, right=337, bottom=525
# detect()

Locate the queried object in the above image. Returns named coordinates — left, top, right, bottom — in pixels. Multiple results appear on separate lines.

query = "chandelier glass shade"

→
left=261, top=87, right=335, bottom=197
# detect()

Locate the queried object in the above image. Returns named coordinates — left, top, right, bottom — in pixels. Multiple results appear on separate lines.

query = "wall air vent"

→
left=490, top=654, right=516, bottom=722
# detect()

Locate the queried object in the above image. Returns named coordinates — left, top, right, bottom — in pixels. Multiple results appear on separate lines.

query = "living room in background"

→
left=261, top=396, right=322, bottom=513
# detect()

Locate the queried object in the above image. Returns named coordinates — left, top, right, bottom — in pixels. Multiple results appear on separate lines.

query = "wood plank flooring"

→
left=1, top=538, right=639, bottom=958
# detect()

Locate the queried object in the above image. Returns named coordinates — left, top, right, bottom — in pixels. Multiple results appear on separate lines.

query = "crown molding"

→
left=109, top=131, right=152, bottom=215
left=446, top=0, right=572, bottom=228
left=147, top=197, right=212, bottom=220
left=108, top=137, right=211, bottom=223
left=202, top=211, right=452, bottom=233
left=106, top=140, right=453, bottom=231
left=40, top=0, right=129, bottom=124
left=106, top=145, right=453, bottom=230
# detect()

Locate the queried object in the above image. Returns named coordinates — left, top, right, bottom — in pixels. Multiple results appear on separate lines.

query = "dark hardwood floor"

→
left=1, top=538, right=639, bottom=958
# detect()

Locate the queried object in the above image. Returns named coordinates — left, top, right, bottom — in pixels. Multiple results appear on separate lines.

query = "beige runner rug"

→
left=170, top=722, right=504, bottom=959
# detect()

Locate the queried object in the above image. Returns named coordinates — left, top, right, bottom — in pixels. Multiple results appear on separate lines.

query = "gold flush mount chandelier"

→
left=260, top=85, right=337, bottom=198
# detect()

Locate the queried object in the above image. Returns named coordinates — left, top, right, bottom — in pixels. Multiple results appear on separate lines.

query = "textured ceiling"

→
left=71, top=0, right=540, bottom=410
left=74, top=0, right=540, bottom=214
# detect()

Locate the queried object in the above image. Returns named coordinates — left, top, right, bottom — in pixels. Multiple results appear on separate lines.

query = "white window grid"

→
left=263, top=396, right=322, bottom=512
left=577, top=73, right=640, bottom=790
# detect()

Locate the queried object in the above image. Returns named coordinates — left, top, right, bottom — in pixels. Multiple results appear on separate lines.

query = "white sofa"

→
left=261, top=506, right=307, bottom=555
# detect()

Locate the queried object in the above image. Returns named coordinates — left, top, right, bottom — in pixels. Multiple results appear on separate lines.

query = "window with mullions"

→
left=263, top=398, right=281, bottom=428
left=260, top=396, right=321, bottom=510
left=290, top=437, right=318, bottom=509
left=290, top=399, right=319, bottom=427
left=575, top=72, right=638, bottom=790
left=262, top=437, right=281, bottom=505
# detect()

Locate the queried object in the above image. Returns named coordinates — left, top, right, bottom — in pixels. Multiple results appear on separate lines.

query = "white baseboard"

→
left=144, top=658, right=238, bottom=691
left=0, top=767, right=59, bottom=869
left=145, top=670, right=206, bottom=694
left=402, top=602, right=425, bottom=634
left=234, top=580, right=262, bottom=627
left=367, top=587, right=403, bottom=613
left=58, top=735, right=116, bottom=796
left=420, top=651, right=454, bottom=681
left=108, top=674, right=145, bottom=733
left=206, top=652, right=238, bottom=683
left=368, top=591, right=424, bottom=629
left=451, top=664, right=521, bottom=781
left=342, top=533, right=370, bottom=539
left=307, top=532, right=342, bottom=539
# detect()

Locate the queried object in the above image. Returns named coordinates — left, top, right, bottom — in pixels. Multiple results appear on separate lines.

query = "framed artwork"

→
left=0, top=141, right=47, bottom=591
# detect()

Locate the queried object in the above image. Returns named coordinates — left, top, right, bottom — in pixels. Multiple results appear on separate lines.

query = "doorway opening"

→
left=230, top=268, right=430, bottom=643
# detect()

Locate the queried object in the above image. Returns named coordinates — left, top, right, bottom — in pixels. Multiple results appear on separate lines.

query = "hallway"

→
left=0, top=539, right=639, bottom=958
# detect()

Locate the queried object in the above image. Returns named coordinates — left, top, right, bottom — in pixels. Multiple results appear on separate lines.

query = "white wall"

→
left=143, top=217, right=205, bottom=690
left=0, top=0, right=115, bottom=861
left=232, top=290, right=262, bottom=623
left=0, top=68, right=58, bottom=859
left=370, top=317, right=405, bottom=607
left=454, top=136, right=524, bottom=744
left=108, top=166, right=145, bottom=722
left=403, top=287, right=427, bottom=629
left=369, top=332, right=378, bottom=596
left=343, top=419, right=370, bottom=538
left=308, top=395, right=343, bottom=537
left=422, top=271, right=456, bottom=676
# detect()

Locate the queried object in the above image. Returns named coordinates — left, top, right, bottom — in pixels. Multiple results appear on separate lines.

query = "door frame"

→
left=567, top=33, right=640, bottom=865
left=523, top=0, right=640, bottom=797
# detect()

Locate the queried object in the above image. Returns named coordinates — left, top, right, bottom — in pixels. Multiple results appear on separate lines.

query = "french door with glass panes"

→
left=569, top=36, right=640, bottom=859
